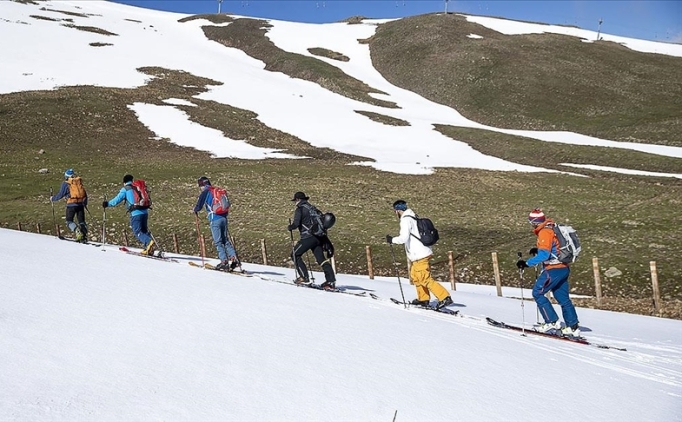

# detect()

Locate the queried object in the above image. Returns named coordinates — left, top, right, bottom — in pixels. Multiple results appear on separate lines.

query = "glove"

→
left=287, top=224, right=295, bottom=232
left=102, top=201, right=108, bottom=209
left=516, top=259, right=529, bottom=269
left=386, top=235, right=393, bottom=244
left=529, top=247, right=538, bottom=256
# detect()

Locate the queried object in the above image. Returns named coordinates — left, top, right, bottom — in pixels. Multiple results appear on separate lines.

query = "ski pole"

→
left=289, top=218, right=303, bottom=282
left=535, top=263, right=540, bottom=324
left=306, top=251, right=315, bottom=284
left=227, top=229, right=243, bottom=272
left=195, top=213, right=204, bottom=266
left=149, top=232, right=165, bottom=257
left=102, top=195, right=107, bottom=246
left=389, top=243, right=408, bottom=308
left=518, top=251, right=526, bottom=336
left=49, top=187, right=57, bottom=237
left=529, top=247, right=540, bottom=324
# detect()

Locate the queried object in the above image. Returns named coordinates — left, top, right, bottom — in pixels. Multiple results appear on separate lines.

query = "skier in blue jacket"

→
left=193, top=176, right=239, bottom=271
left=103, top=174, right=155, bottom=255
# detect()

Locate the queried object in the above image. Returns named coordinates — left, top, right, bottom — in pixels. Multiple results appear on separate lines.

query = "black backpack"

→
left=301, top=203, right=327, bottom=237
left=407, top=215, right=439, bottom=246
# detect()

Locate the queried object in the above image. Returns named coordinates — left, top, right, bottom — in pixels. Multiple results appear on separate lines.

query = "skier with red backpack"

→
left=103, top=174, right=156, bottom=256
left=50, top=168, right=89, bottom=242
left=193, top=176, right=240, bottom=271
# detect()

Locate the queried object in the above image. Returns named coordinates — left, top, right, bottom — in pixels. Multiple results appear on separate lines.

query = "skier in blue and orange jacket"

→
left=517, top=209, right=580, bottom=337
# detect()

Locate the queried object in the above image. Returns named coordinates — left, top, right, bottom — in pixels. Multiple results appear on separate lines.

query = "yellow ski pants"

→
left=410, top=256, right=450, bottom=301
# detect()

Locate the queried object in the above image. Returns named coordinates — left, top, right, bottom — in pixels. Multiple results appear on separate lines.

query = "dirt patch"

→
left=61, top=23, right=118, bottom=36
left=355, top=110, right=410, bottom=126
left=29, top=14, right=57, bottom=21
left=308, top=47, right=350, bottom=62
left=39, top=7, right=89, bottom=18
left=178, top=14, right=234, bottom=24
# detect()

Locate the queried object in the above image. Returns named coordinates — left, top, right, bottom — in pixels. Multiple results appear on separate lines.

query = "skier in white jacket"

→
left=386, top=200, right=453, bottom=310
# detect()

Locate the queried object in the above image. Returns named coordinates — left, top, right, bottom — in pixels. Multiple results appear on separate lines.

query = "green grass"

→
left=369, top=13, right=682, bottom=147
left=1, top=13, right=681, bottom=318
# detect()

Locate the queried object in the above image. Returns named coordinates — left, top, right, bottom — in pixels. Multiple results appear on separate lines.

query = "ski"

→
left=188, top=261, right=252, bottom=277
left=299, top=282, right=367, bottom=297
left=485, top=317, right=627, bottom=351
left=119, top=247, right=178, bottom=263
left=388, top=297, right=459, bottom=316
left=58, top=236, right=99, bottom=246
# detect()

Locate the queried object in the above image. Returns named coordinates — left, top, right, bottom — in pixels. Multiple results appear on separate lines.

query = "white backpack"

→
left=552, top=224, right=582, bottom=264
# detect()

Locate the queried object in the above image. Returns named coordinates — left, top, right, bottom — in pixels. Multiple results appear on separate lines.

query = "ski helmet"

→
left=64, top=169, right=75, bottom=178
left=322, top=212, right=336, bottom=230
left=197, top=176, right=211, bottom=187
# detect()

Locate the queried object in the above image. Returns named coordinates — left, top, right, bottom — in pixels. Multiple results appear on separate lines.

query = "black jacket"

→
left=288, top=200, right=319, bottom=239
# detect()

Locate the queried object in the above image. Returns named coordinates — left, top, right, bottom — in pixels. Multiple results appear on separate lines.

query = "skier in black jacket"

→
left=287, top=191, right=336, bottom=290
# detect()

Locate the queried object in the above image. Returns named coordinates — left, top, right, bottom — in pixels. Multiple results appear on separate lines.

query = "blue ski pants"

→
left=209, top=215, right=237, bottom=262
left=130, top=213, right=152, bottom=248
left=532, top=266, right=579, bottom=327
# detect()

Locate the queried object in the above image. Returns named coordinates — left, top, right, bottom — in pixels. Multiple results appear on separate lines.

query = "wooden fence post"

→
left=448, top=251, right=456, bottom=291
left=365, top=246, right=374, bottom=279
left=261, top=239, right=268, bottom=265
left=123, top=230, right=129, bottom=247
left=650, top=261, right=661, bottom=317
left=173, top=233, right=180, bottom=253
left=592, top=257, right=602, bottom=305
left=36, top=223, right=42, bottom=234
left=56, top=224, right=61, bottom=238
left=492, top=252, right=502, bottom=297
left=17, top=222, right=22, bottom=231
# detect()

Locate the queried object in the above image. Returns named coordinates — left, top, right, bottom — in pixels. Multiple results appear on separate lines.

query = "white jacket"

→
left=390, top=208, right=433, bottom=262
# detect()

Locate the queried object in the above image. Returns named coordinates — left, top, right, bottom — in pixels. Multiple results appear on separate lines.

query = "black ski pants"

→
left=65, top=204, right=87, bottom=235
left=292, top=236, right=335, bottom=283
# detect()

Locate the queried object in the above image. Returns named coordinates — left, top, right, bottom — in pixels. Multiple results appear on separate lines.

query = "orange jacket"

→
left=530, top=220, right=568, bottom=270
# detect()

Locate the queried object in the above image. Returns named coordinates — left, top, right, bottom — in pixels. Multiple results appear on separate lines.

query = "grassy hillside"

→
left=1, top=11, right=681, bottom=318
left=369, top=13, right=682, bottom=147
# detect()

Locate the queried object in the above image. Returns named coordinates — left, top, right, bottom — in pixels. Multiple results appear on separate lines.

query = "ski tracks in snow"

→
left=360, top=295, right=682, bottom=389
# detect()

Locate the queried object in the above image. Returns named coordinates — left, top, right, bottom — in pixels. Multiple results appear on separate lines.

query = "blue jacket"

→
left=107, top=182, right=148, bottom=217
left=193, top=186, right=227, bottom=222
left=51, top=180, right=88, bottom=207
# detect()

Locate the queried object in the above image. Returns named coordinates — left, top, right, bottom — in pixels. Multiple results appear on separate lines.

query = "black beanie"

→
left=123, top=174, right=134, bottom=184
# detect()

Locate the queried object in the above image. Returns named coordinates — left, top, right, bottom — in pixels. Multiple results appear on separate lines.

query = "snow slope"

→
left=1, top=0, right=681, bottom=175
left=1, top=229, right=681, bottom=421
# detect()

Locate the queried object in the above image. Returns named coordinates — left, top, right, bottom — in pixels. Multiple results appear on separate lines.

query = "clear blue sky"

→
left=110, top=1, right=682, bottom=43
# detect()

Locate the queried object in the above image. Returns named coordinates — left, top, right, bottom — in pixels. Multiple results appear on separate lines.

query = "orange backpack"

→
left=66, top=177, right=87, bottom=204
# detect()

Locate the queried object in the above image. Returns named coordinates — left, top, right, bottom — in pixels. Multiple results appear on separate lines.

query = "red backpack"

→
left=207, top=186, right=230, bottom=215
left=128, top=179, right=152, bottom=211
